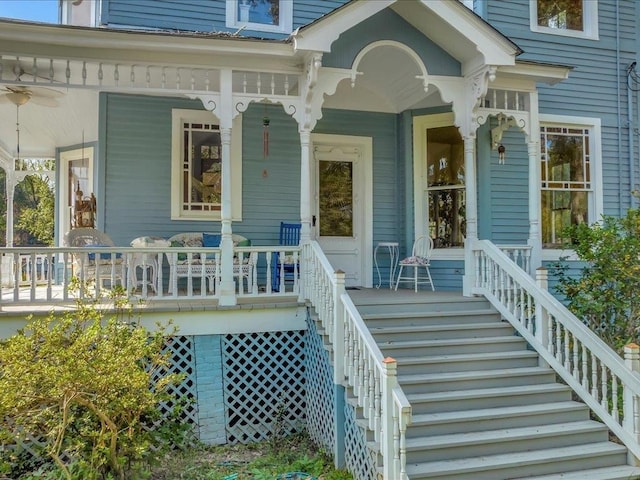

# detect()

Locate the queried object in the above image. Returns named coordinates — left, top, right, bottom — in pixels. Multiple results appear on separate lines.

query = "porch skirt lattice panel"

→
left=344, top=395, right=379, bottom=480
left=153, top=335, right=199, bottom=438
left=304, top=313, right=336, bottom=453
left=222, top=330, right=306, bottom=444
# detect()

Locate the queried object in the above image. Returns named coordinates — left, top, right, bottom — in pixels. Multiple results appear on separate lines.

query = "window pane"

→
left=537, top=0, right=583, bottom=31
left=541, top=190, right=588, bottom=247
left=426, top=125, right=465, bottom=248
left=238, top=0, right=279, bottom=26
left=319, top=160, right=353, bottom=237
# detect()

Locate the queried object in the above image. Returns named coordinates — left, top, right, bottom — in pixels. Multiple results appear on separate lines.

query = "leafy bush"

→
left=553, top=208, right=640, bottom=352
left=0, top=290, right=184, bottom=479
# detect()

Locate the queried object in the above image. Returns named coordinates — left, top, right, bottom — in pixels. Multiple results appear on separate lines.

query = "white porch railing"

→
left=497, top=244, right=532, bottom=274
left=303, top=241, right=412, bottom=480
left=0, top=244, right=301, bottom=307
left=472, top=239, right=640, bottom=460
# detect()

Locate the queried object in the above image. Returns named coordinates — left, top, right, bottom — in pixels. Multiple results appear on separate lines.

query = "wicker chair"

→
left=63, top=228, right=125, bottom=288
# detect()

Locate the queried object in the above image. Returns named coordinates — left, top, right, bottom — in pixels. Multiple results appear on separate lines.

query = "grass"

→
left=149, top=433, right=353, bottom=480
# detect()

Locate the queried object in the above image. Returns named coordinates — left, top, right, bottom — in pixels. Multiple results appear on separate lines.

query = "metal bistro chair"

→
left=394, top=236, right=435, bottom=292
left=271, top=222, right=301, bottom=292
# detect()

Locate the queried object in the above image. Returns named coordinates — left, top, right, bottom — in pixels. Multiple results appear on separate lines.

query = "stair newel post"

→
left=382, top=357, right=399, bottom=479
left=332, top=269, right=347, bottom=468
left=535, top=267, right=550, bottom=368
left=624, top=343, right=640, bottom=463
left=333, top=270, right=346, bottom=384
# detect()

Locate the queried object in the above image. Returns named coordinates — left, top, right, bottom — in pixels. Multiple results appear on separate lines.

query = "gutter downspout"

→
left=628, top=61, right=637, bottom=208
left=616, top=0, right=625, bottom=215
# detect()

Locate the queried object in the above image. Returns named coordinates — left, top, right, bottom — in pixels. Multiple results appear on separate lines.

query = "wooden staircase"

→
left=350, top=290, right=640, bottom=480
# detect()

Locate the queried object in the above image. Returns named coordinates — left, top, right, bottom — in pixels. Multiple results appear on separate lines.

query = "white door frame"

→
left=58, top=145, right=94, bottom=245
left=311, top=133, right=373, bottom=288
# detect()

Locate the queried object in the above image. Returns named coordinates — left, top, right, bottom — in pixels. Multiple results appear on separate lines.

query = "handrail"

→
left=472, top=239, right=640, bottom=458
left=303, top=241, right=411, bottom=479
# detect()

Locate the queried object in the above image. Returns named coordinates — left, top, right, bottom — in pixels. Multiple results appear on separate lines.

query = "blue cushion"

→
left=202, top=233, right=221, bottom=247
left=85, top=244, right=122, bottom=261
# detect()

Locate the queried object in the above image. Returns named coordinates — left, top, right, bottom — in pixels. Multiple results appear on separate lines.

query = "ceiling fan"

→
left=0, top=85, right=63, bottom=160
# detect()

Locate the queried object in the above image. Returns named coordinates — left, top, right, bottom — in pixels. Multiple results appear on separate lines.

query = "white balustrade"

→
left=472, top=239, right=640, bottom=460
left=304, top=241, right=412, bottom=480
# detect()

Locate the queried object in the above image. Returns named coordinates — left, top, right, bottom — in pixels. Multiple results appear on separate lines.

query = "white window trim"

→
left=413, top=112, right=465, bottom=260
left=530, top=0, right=599, bottom=41
left=539, top=114, right=602, bottom=261
left=171, top=109, right=242, bottom=222
left=225, top=0, right=293, bottom=34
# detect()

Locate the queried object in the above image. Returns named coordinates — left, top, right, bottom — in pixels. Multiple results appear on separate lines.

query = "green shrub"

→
left=553, top=208, right=640, bottom=352
left=0, top=290, right=184, bottom=479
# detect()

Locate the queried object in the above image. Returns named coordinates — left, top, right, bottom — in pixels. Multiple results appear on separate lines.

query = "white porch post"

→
left=463, top=135, right=478, bottom=296
left=527, top=91, right=542, bottom=272
left=5, top=174, right=14, bottom=247
left=218, top=69, right=236, bottom=306
left=299, top=129, right=312, bottom=245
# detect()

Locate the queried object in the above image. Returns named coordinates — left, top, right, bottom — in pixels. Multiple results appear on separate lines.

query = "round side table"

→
left=374, top=242, right=399, bottom=289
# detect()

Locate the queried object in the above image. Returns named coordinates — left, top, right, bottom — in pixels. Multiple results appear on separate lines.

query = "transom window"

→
left=531, top=0, right=598, bottom=40
left=226, top=0, right=293, bottom=34
left=540, top=123, right=597, bottom=248
left=171, top=110, right=242, bottom=221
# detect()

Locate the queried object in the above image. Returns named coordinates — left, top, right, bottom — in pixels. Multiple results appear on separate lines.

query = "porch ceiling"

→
left=0, top=87, right=98, bottom=159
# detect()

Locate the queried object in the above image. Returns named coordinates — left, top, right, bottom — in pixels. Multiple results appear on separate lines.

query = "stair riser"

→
left=408, top=451, right=630, bottom=480
left=378, top=338, right=527, bottom=357
left=364, top=313, right=501, bottom=328
left=409, top=389, right=572, bottom=414
left=397, top=355, right=539, bottom=375
left=398, top=371, right=556, bottom=394
left=406, top=428, right=609, bottom=463
left=370, top=324, right=514, bottom=341
left=407, top=408, right=590, bottom=437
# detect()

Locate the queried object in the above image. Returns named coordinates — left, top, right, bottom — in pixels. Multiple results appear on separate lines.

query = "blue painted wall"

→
left=101, top=0, right=346, bottom=39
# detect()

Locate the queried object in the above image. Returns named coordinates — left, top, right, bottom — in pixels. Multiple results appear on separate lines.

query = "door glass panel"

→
left=426, top=126, right=465, bottom=248
left=319, top=160, right=353, bottom=237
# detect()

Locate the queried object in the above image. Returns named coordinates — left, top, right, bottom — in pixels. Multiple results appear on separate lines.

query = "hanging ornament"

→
left=262, top=115, right=270, bottom=158
left=497, top=144, right=506, bottom=164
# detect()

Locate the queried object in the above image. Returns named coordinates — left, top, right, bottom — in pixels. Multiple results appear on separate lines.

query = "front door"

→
left=312, top=134, right=373, bottom=288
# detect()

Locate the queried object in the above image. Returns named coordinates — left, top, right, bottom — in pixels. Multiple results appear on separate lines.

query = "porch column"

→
left=218, top=126, right=236, bottom=306
left=5, top=173, right=15, bottom=247
left=463, top=135, right=478, bottom=296
left=299, top=129, right=312, bottom=244
left=527, top=139, right=542, bottom=271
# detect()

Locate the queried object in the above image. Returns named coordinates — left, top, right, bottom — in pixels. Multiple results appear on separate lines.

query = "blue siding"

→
left=485, top=1, right=638, bottom=217
left=102, top=0, right=346, bottom=39
left=323, top=9, right=461, bottom=76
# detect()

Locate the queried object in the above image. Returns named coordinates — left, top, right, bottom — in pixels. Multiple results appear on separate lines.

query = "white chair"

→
left=63, top=228, right=125, bottom=288
left=394, top=236, right=435, bottom=292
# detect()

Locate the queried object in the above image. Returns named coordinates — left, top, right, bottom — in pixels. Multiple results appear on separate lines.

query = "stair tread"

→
left=397, top=349, right=538, bottom=363
left=363, top=308, right=499, bottom=320
left=511, top=465, right=640, bottom=479
left=369, top=322, right=509, bottom=333
left=406, top=442, right=627, bottom=476
left=410, top=401, right=588, bottom=426
left=406, top=382, right=570, bottom=402
left=399, top=366, right=554, bottom=383
left=378, top=335, right=524, bottom=348
left=406, top=420, right=607, bottom=450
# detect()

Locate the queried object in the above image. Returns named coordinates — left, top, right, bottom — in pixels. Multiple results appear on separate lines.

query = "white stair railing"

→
left=472, top=239, right=640, bottom=459
left=303, top=241, right=412, bottom=480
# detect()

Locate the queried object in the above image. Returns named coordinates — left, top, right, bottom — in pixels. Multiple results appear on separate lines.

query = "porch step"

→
left=378, top=335, right=527, bottom=357
left=406, top=383, right=572, bottom=414
left=396, top=350, right=539, bottom=375
left=407, top=401, right=590, bottom=437
left=351, top=291, right=491, bottom=315
left=398, top=366, right=556, bottom=394
left=511, top=465, right=640, bottom=479
left=368, top=321, right=514, bottom=341
left=405, top=442, right=630, bottom=480
left=405, top=421, right=609, bottom=463
left=363, top=308, right=501, bottom=327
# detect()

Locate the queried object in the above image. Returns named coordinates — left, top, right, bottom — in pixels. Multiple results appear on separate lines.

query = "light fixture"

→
left=491, top=113, right=516, bottom=164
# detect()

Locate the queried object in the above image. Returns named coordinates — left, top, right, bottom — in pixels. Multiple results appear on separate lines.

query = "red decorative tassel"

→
left=263, top=116, right=270, bottom=158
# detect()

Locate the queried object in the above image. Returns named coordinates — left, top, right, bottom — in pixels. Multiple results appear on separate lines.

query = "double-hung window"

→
left=226, top=0, right=293, bottom=34
left=531, top=0, right=598, bottom=40
left=171, top=109, right=242, bottom=221
left=540, top=115, right=602, bottom=251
